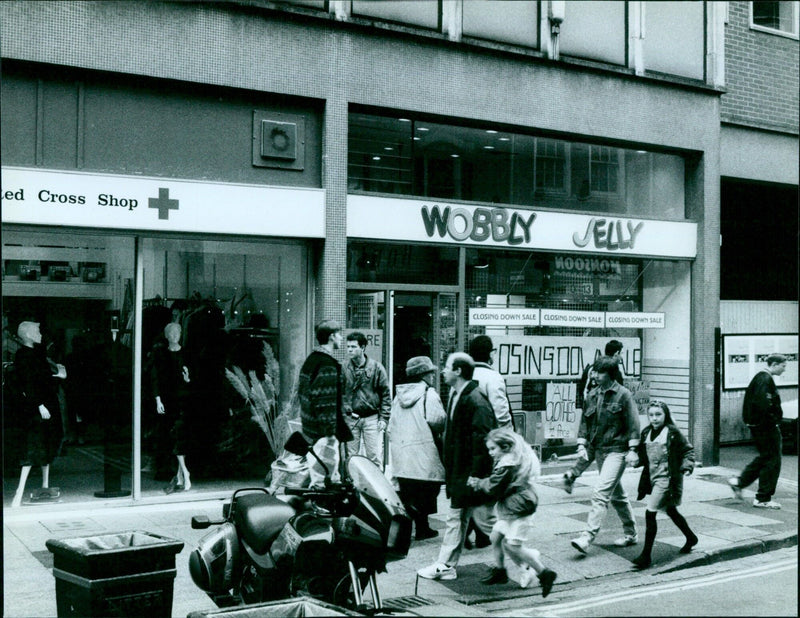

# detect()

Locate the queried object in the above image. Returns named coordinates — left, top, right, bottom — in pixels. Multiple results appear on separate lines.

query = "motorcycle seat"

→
left=233, top=492, right=296, bottom=555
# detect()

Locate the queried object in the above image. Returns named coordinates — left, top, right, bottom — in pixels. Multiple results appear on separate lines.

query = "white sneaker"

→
left=417, top=562, right=457, bottom=580
left=571, top=534, right=591, bottom=554
left=613, top=534, right=638, bottom=547
left=728, top=477, right=743, bottom=501
left=753, top=499, right=781, bottom=509
left=518, top=566, right=534, bottom=589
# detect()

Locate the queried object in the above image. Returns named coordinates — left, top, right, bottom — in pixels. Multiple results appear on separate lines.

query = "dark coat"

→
left=636, top=424, right=695, bottom=506
left=742, top=370, right=782, bottom=427
left=442, top=380, right=497, bottom=508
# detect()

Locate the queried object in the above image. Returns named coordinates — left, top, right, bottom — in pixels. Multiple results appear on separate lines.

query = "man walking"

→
left=469, top=335, right=513, bottom=428
left=344, top=331, right=391, bottom=468
left=418, top=352, right=497, bottom=581
left=298, top=319, right=352, bottom=487
left=729, top=353, right=787, bottom=509
left=563, top=339, right=626, bottom=494
left=570, top=356, right=640, bottom=554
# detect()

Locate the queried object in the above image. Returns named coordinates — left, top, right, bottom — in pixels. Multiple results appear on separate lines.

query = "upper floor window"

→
left=751, top=1, right=800, bottom=38
left=589, top=146, right=620, bottom=194
left=534, top=139, right=568, bottom=193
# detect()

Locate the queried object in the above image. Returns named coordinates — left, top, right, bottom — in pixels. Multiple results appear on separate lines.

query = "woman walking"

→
left=387, top=356, right=446, bottom=540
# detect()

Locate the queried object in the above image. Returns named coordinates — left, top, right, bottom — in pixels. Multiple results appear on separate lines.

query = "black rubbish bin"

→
left=45, top=530, right=184, bottom=618
left=187, top=598, right=364, bottom=617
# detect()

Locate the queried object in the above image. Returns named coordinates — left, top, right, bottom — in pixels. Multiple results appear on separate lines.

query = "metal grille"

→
left=381, top=596, right=435, bottom=610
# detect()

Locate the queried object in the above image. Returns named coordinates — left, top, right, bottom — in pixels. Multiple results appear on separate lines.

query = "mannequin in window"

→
left=11, top=321, right=66, bottom=508
left=151, top=322, right=192, bottom=493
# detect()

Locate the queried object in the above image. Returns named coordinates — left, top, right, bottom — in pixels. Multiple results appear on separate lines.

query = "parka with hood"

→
left=387, top=382, right=445, bottom=482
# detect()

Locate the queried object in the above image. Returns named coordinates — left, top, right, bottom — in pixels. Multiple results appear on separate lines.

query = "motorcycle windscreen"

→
left=346, top=455, right=411, bottom=557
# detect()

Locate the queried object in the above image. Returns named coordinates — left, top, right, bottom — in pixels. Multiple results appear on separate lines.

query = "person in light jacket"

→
left=388, top=356, right=446, bottom=540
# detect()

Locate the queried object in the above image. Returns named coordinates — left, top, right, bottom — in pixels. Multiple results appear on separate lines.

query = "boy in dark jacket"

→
left=728, top=354, right=787, bottom=509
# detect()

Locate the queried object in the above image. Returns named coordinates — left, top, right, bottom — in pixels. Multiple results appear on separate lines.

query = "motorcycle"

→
left=188, top=432, right=412, bottom=614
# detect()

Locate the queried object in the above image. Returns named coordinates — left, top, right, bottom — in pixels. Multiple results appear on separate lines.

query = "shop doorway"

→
left=346, top=290, right=457, bottom=395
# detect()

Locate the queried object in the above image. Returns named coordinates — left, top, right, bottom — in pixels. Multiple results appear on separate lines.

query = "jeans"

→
left=584, top=449, right=636, bottom=541
left=739, top=424, right=782, bottom=502
left=308, top=436, right=341, bottom=487
left=437, top=502, right=496, bottom=568
left=345, top=413, right=384, bottom=469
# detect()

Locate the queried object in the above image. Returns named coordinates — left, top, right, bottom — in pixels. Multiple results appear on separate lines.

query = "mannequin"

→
left=11, top=321, right=67, bottom=508
left=151, top=322, right=192, bottom=492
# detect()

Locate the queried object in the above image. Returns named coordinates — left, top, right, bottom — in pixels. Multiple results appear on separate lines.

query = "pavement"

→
left=3, top=447, right=797, bottom=617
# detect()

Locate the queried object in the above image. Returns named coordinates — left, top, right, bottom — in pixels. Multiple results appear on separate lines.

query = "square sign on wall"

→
left=252, top=111, right=305, bottom=170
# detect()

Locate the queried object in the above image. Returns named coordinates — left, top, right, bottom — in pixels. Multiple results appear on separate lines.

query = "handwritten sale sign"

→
left=543, top=382, right=581, bottom=439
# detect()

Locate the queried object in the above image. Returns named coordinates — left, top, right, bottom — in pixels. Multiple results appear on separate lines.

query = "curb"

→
left=658, top=531, right=798, bottom=573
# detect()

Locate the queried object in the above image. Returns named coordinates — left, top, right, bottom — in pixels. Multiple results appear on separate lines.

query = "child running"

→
left=631, top=400, right=698, bottom=568
left=467, top=428, right=557, bottom=597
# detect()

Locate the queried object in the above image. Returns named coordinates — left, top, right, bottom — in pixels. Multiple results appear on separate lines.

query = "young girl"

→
left=467, top=428, right=557, bottom=597
left=632, top=400, right=698, bottom=568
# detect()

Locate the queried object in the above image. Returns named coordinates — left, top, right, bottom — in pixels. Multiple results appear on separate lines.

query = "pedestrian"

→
left=298, top=319, right=352, bottom=487
left=387, top=356, right=446, bottom=540
left=468, top=428, right=557, bottom=596
left=465, top=334, right=513, bottom=549
left=631, top=401, right=698, bottom=569
left=417, top=352, right=497, bottom=581
left=563, top=339, right=625, bottom=494
left=728, top=353, right=787, bottom=509
left=343, top=331, right=391, bottom=469
left=570, top=355, right=640, bottom=555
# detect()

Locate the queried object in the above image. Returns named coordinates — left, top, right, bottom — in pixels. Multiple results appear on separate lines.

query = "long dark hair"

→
left=647, top=400, right=674, bottom=426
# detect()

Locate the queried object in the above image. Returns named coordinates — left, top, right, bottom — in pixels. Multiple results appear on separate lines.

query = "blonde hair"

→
left=486, top=428, right=540, bottom=484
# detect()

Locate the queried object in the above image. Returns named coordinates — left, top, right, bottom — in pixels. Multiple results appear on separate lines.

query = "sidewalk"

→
left=3, top=462, right=797, bottom=617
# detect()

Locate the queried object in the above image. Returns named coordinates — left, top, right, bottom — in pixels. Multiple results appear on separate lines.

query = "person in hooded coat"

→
left=387, top=356, right=446, bottom=540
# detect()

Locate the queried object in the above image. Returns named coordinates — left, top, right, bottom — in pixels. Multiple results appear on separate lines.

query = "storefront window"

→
left=349, top=112, right=687, bottom=220
left=140, top=237, right=308, bottom=491
left=2, top=229, right=309, bottom=504
left=347, top=241, right=458, bottom=284
left=463, top=247, right=691, bottom=448
left=3, top=229, right=136, bottom=504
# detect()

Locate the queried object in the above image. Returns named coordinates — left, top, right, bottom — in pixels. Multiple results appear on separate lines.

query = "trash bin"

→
left=187, top=598, right=364, bottom=617
left=46, top=530, right=184, bottom=617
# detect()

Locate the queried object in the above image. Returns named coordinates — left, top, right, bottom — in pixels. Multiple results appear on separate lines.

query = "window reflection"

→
left=348, top=112, right=686, bottom=220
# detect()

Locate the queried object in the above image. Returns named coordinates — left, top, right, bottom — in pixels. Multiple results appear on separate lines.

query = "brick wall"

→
left=723, top=1, right=800, bottom=132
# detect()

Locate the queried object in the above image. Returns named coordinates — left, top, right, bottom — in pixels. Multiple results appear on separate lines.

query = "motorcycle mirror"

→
left=284, top=431, right=311, bottom=456
left=191, top=515, right=211, bottom=530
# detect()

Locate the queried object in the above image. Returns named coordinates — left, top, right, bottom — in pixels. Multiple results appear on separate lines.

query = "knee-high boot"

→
left=667, top=506, right=698, bottom=553
left=632, top=510, right=657, bottom=568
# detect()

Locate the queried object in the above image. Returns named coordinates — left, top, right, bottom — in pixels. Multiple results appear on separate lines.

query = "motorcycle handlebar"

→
left=283, top=482, right=352, bottom=497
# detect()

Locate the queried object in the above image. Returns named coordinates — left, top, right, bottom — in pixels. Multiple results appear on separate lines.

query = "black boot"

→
left=667, top=507, right=698, bottom=553
left=480, top=567, right=508, bottom=585
left=632, top=510, right=657, bottom=569
left=473, top=527, right=491, bottom=549
left=414, top=517, right=438, bottom=541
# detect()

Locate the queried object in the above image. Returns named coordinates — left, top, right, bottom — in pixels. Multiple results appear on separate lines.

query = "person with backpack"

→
left=728, top=354, right=787, bottom=509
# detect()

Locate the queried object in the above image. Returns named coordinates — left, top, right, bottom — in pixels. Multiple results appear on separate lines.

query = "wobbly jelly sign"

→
left=573, top=218, right=644, bottom=251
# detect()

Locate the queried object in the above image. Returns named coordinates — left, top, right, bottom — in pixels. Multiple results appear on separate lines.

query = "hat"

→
left=406, top=356, right=435, bottom=377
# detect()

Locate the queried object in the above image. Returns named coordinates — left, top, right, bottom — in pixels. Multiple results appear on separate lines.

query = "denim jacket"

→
left=578, top=382, right=640, bottom=451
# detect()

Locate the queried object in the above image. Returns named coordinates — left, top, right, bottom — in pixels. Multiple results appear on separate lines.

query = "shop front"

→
left=346, top=195, right=697, bottom=453
left=2, top=167, right=322, bottom=504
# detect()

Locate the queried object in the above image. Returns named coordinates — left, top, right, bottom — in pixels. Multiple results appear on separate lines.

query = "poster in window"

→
left=722, top=334, right=798, bottom=390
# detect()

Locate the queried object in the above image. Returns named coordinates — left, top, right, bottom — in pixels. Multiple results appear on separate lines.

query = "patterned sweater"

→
left=298, top=346, right=349, bottom=442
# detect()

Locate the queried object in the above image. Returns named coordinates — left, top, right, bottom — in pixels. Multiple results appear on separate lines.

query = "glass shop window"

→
left=3, top=229, right=136, bottom=504
left=139, top=237, right=308, bottom=494
left=347, top=241, right=458, bottom=285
